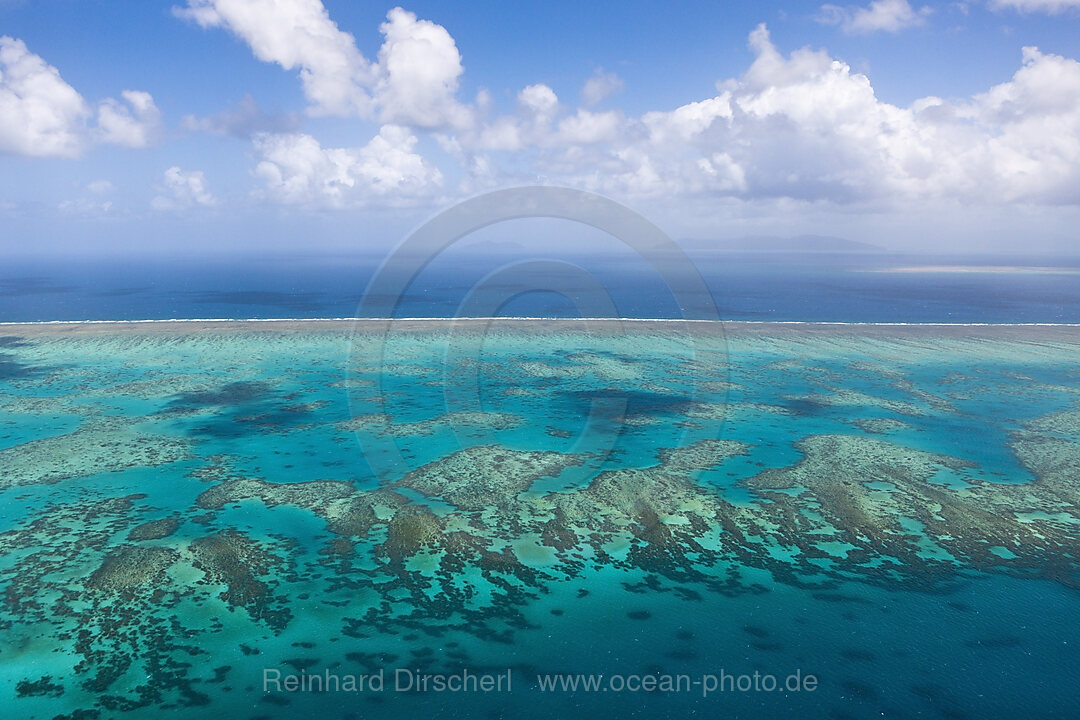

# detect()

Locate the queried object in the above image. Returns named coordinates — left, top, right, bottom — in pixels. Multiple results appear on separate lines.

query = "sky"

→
left=1, top=0, right=1080, bottom=256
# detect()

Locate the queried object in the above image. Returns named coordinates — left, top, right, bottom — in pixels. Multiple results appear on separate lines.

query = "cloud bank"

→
left=4, top=1, right=1080, bottom=223
left=234, top=12, right=1079, bottom=210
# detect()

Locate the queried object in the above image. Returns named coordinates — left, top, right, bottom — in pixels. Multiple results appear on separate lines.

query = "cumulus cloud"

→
left=555, top=109, right=623, bottom=145
left=0, top=36, right=89, bottom=157
left=174, top=0, right=375, bottom=117
left=252, top=125, right=443, bottom=207
left=175, top=2, right=473, bottom=129
left=97, top=90, right=163, bottom=148
left=162, top=7, right=1080, bottom=211
left=519, top=84, right=558, bottom=119
left=818, top=0, right=930, bottom=33
left=152, top=167, right=218, bottom=210
left=502, top=24, right=1080, bottom=206
left=437, top=83, right=557, bottom=157
left=641, top=97, right=732, bottom=144
left=516, top=83, right=559, bottom=140
left=990, top=0, right=1080, bottom=12
left=1, top=36, right=162, bottom=157
left=180, top=94, right=301, bottom=137
left=374, top=8, right=472, bottom=129
left=582, top=68, right=624, bottom=106
left=955, top=47, right=1080, bottom=202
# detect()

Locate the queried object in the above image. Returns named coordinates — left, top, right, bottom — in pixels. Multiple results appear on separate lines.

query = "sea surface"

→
left=4, top=251, right=1080, bottom=323
left=2, top=250, right=1080, bottom=718
left=1, top=320, right=1079, bottom=719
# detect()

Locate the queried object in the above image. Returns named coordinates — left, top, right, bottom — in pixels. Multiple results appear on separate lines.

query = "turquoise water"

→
left=1, top=322, right=1078, bottom=719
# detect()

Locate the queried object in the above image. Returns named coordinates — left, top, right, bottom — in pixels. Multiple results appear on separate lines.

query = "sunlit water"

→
left=1, top=321, right=1078, bottom=719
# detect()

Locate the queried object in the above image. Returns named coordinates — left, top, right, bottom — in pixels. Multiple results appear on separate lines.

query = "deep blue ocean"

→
left=4, top=251, right=1080, bottom=322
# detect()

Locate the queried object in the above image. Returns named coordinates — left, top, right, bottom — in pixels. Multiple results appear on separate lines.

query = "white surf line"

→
left=2, top=317, right=1080, bottom=327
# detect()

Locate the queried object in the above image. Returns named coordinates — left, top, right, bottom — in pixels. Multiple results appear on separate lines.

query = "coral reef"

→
left=3, top=323, right=1080, bottom=718
left=0, top=417, right=190, bottom=488
left=339, top=410, right=522, bottom=436
left=397, top=445, right=589, bottom=510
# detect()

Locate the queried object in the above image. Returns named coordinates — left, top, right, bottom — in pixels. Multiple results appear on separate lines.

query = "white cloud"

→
left=0, top=36, right=89, bottom=157
left=818, top=0, right=930, bottom=33
left=175, top=2, right=473, bottom=129
left=152, top=167, right=218, bottom=210
left=252, top=125, right=443, bottom=207
left=990, top=0, right=1080, bottom=12
left=445, top=82, right=625, bottom=163
left=582, top=68, right=624, bottom=106
left=450, top=83, right=556, bottom=153
left=641, top=97, right=732, bottom=144
left=1, top=37, right=163, bottom=157
left=956, top=47, right=1080, bottom=202
left=470, top=115, right=523, bottom=152
left=150, top=6, right=1080, bottom=212
left=374, top=7, right=472, bottom=130
left=506, top=24, right=1080, bottom=206
left=748, top=28, right=1078, bottom=203
left=97, top=90, right=163, bottom=148
left=174, top=0, right=375, bottom=117
left=555, top=109, right=623, bottom=145
left=519, top=83, right=559, bottom=121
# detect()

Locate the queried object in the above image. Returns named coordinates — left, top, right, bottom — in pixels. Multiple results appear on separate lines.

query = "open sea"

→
left=1, top=252, right=1079, bottom=719
left=3, top=251, right=1080, bottom=323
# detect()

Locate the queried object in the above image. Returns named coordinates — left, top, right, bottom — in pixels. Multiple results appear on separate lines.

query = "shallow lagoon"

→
left=1, top=320, right=1078, bottom=719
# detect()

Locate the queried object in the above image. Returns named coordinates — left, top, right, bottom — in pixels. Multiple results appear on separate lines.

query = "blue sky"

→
left=2, top=0, right=1080, bottom=255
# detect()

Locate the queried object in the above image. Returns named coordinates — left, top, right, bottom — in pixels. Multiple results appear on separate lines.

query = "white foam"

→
left=2, top=317, right=1080, bottom=327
